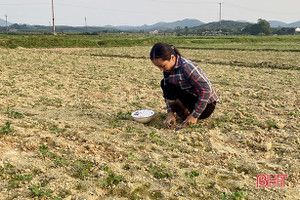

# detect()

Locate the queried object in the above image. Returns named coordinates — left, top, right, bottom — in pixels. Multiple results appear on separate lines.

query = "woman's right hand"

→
left=164, top=112, right=176, bottom=128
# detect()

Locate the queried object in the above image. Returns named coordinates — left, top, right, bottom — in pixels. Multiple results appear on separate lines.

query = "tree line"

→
left=0, top=19, right=298, bottom=36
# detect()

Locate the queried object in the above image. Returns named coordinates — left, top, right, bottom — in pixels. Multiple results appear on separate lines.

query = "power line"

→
left=142, top=0, right=217, bottom=4
left=0, top=3, right=49, bottom=5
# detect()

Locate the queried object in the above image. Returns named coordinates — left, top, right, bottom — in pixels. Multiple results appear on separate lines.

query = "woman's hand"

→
left=181, top=115, right=198, bottom=128
left=164, top=112, right=176, bottom=128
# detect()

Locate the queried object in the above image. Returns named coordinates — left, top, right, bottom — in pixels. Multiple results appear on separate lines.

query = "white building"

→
left=295, top=27, right=300, bottom=33
left=149, top=30, right=159, bottom=35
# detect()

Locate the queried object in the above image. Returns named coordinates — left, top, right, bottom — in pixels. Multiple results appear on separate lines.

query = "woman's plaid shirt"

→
left=163, top=56, right=220, bottom=118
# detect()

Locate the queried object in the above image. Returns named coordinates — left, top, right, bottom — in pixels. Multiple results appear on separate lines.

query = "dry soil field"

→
left=0, top=45, right=299, bottom=200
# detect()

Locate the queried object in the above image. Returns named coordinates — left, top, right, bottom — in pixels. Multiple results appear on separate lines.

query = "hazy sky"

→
left=0, top=0, right=299, bottom=26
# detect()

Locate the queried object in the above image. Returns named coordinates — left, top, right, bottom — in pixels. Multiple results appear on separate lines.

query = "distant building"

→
left=149, top=30, right=159, bottom=35
left=295, top=27, right=300, bottom=33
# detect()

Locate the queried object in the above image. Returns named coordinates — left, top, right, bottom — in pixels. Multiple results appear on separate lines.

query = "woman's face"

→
left=151, top=55, right=176, bottom=73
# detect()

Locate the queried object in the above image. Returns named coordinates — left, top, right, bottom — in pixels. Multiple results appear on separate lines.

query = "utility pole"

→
left=5, top=14, right=8, bottom=34
left=218, top=2, right=222, bottom=33
left=85, top=16, right=87, bottom=32
left=51, top=0, right=56, bottom=35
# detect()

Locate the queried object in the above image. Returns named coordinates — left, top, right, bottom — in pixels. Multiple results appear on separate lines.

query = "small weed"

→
left=189, top=123, right=202, bottom=128
left=0, top=167, right=4, bottom=176
left=101, top=86, right=110, bottom=91
left=5, top=163, right=14, bottom=171
left=23, top=174, right=34, bottom=182
left=221, top=190, right=248, bottom=200
left=136, top=95, right=141, bottom=101
left=232, top=102, right=240, bottom=107
left=4, top=80, right=15, bottom=86
left=242, top=114, right=258, bottom=126
left=289, top=110, right=300, bottom=117
left=39, top=144, right=48, bottom=155
left=211, top=119, right=225, bottom=128
left=81, top=103, right=92, bottom=109
left=39, top=97, right=51, bottom=103
left=273, top=94, right=281, bottom=99
left=149, top=164, right=172, bottom=179
left=150, top=80, right=160, bottom=89
left=50, top=126, right=60, bottom=134
left=170, top=144, right=175, bottom=151
left=221, top=193, right=231, bottom=200
left=53, top=156, right=67, bottom=166
left=0, top=122, right=14, bottom=135
left=8, top=174, right=33, bottom=188
left=211, top=112, right=232, bottom=128
left=100, top=166, right=123, bottom=188
left=265, top=119, right=279, bottom=129
left=49, top=125, right=66, bottom=135
left=117, top=111, right=131, bottom=120
left=54, top=98, right=63, bottom=105
left=38, top=97, right=63, bottom=107
left=188, top=123, right=204, bottom=132
left=39, top=145, right=67, bottom=166
left=185, top=170, right=199, bottom=179
left=29, top=184, right=53, bottom=198
left=57, top=84, right=64, bottom=89
left=199, top=179, right=212, bottom=187
left=250, top=91, right=264, bottom=99
left=149, top=131, right=163, bottom=145
left=149, top=131, right=160, bottom=139
left=184, top=170, right=199, bottom=187
left=29, top=102, right=41, bottom=108
left=5, top=108, right=24, bottom=118
left=227, top=159, right=239, bottom=170
left=135, top=128, right=143, bottom=133
left=0, top=92, right=8, bottom=96
left=128, top=152, right=136, bottom=160
left=42, top=79, right=56, bottom=86
left=39, top=144, right=54, bottom=158
left=72, top=160, right=94, bottom=179
left=126, top=126, right=134, bottom=133
left=1, top=163, right=33, bottom=189
left=109, top=120, right=122, bottom=128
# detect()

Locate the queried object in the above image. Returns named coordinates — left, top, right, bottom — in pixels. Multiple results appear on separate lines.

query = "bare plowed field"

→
left=0, top=46, right=299, bottom=200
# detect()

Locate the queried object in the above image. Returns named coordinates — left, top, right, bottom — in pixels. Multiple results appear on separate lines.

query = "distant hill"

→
left=2, top=18, right=300, bottom=33
left=192, top=20, right=251, bottom=30
left=269, top=20, right=300, bottom=27
left=104, top=19, right=205, bottom=31
left=0, top=18, right=12, bottom=26
left=287, top=21, right=300, bottom=27
left=269, top=21, right=289, bottom=27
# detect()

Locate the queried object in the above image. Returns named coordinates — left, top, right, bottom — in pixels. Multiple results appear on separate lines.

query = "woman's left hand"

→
left=182, top=115, right=197, bottom=128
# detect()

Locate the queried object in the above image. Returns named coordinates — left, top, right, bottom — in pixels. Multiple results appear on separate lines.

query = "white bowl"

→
left=131, top=110, right=155, bottom=123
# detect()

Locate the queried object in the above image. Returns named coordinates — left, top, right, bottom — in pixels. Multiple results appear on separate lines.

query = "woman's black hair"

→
left=150, top=42, right=182, bottom=61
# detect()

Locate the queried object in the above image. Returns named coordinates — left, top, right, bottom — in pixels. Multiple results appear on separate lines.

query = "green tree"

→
left=184, top=26, right=189, bottom=35
left=243, top=19, right=271, bottom=35
left=257, top=19, right=271, bottom=35
left=272, top=27, right=295, bottom=35
left=174, top=26, right=183, bottom=36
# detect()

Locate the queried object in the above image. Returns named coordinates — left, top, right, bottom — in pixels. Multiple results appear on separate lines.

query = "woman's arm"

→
left=183, top=62, right=212, bottom=119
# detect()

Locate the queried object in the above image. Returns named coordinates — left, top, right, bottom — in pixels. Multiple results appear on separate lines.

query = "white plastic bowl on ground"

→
left=131, top=110, right=155, bottom=123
